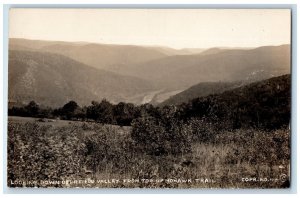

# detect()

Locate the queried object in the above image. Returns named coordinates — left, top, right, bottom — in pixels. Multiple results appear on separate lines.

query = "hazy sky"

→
left=9, top=9, right=291, bottom=49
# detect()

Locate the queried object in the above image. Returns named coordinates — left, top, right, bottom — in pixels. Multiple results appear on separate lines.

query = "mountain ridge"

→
left=121, top=44, right=290, bottom=89
left=8, top=50, right=159, bottom=107
left=9, top=38, right=290, bottom=107
left=180, top=74, right=291, bottom=129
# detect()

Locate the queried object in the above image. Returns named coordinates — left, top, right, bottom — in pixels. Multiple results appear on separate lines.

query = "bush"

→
left=131, top=115, right=191, bottom=156
left=7, top=122, right=86, bottom=187
left=81, top=124, right=134, bottom=174
left=184, top=117, right=216, bottom=143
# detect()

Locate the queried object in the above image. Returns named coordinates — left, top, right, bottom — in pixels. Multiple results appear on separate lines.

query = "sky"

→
left=9, top=9, right=291, bottom=49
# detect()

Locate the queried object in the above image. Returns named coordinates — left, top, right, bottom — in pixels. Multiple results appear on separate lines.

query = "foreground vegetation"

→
left=8, top=118, right=290, bottom=188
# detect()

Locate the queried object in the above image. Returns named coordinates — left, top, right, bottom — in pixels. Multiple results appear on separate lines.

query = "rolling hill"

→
left=148, top=46, right=206, bottom=56
left=120, top=45, right=290, bottom=90
left=10, top=39, right=289, bottom=91
left=181, top=74, right=291, bottom=129
left=9, top=39, right=291, bottom=107
left=8, top=50, right=159, bottom=107
left=9, top=38, right=170, bottom=72
left=159, top=81, right=241, bottom=106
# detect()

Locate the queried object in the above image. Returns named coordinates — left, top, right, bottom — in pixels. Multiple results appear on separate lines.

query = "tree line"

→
left=8, top=99, right=149, bottom=126
left=8, top=74, right=290, bottom=130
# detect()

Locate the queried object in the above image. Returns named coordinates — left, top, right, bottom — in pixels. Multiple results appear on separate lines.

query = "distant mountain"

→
left=120, top=45, right=290, bottom=90
left=9, top=38, right=88, bottom=51
left=148, top=46, right=206, bottom=55
left=9, top=39, right=291, bottom=107
left=199, top=48, right=227, bottom=56
left=181, top=74, right=291, bottom=130
left=8, top=50, right=159, bottom=107
left=160, top=81, right=241, bottom=106
left=200, top=47, right=254, bottom=56
left=9, top=38, right=169, bottom=72
left=10, top=39, right=289, bottom=91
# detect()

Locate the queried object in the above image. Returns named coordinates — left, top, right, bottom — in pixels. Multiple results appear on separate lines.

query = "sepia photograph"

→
left=7, top=8, right=291, bottom=188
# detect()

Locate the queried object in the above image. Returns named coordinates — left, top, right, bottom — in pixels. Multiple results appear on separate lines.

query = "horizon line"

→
left=8, top=37, right=291, bottom=51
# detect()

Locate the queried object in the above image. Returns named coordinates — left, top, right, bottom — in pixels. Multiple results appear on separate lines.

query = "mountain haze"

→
left=119, top=45, right=290, bottom=89
left=9, top=38, right=170, bottom=71
left=8, top=50, right=158, bottom=107
left=8, top=38, right=290, bottom=107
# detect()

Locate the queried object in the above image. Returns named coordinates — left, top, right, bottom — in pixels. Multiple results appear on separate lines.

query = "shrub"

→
left=7, top=122, right=86, bottom=187
left=184, top=117, right=216, bottom=143
left=131, top=115, right=191, bottom=156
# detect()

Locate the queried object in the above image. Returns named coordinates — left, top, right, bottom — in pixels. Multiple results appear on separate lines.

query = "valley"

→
left=8, top=38, right=290, bottom=107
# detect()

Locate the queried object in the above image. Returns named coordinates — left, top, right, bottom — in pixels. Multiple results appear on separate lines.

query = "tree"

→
left=61, top=101, right=79, bottom=120
left=113, top=102, right=136, bottom=126
left=25, top=101, right=39, bottom=117
left=74, top=107, right=87, bottom=121
left=38, top=107, right=53, bottom=118
left=86, top=99, right=114, bottom=124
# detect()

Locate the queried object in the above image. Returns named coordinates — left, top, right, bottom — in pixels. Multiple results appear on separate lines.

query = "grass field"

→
left=7, top=116, right=290, bottom=188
